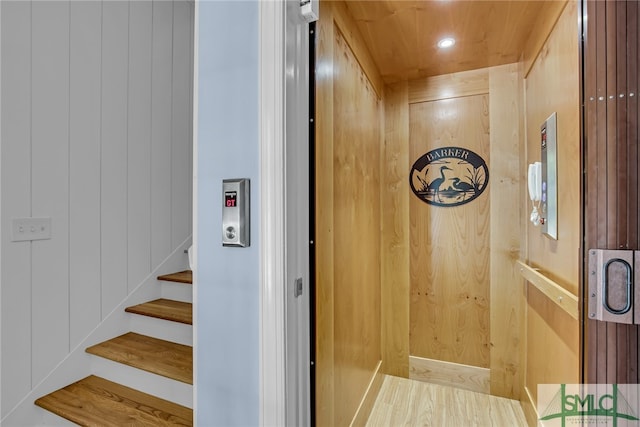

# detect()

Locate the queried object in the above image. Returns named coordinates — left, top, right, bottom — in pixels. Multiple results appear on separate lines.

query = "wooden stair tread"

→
left=158, top=270, right=192, bottom=284
left=86, top=332, right=192, bottom=384
left=35, top=375, right=192, bottom=426
left=126, top=299, right=192, bottom=325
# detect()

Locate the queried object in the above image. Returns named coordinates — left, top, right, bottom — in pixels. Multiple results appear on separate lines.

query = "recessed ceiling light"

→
left=437, top=38, right=456, bottom=49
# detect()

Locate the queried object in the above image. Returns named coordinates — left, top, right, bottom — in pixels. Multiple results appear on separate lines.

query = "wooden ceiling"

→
left=344, top=0, right=564, bottom=83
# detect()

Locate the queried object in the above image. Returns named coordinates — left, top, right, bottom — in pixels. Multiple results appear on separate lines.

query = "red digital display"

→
left=225, top=191, right=237, bottom=208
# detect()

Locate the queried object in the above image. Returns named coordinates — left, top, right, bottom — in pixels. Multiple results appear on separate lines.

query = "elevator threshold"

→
left=366, top=375, right=526, bottom=426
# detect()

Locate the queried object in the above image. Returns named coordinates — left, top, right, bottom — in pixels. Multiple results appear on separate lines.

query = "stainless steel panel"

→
left=222, top=178, right=250, bottom=247
left=588, top=249, right=634, bottom=324
left=541, top=112, right=558, bottom=240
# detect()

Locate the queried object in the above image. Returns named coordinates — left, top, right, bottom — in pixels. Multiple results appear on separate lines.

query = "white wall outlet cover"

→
left=11, top=217, right=52, bottom=242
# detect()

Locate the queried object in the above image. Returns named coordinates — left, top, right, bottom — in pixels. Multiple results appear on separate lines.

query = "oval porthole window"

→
left=409, top=146, right=489, bottom=207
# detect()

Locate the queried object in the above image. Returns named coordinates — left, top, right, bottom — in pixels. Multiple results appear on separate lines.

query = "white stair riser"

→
left=128, top=313, right=193, bottom=346
left=91, top=357, right=193, bottom=409
left=160, top=280, right=193, bottom=303
left=38, top=409, right=76, bottom=426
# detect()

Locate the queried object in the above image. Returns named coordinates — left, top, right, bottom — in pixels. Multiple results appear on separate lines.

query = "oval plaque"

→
left=409, top=146, right=489, bottom=207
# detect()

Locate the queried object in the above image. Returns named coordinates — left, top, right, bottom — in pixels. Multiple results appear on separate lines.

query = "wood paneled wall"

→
left=315, top=2, right=383, bottom=426
left=521, top=0, right=569, bottom=77
left=521, top=2, right=580, bottom=423
left=488, top=63, right=525, bottom=399
left=525, top=2, right=581, bottom=292
left=381, top=66, right=523, bottom=399
left=1, top=0, right=193, bottom=416
left=584, top=0, right=640, bottom=385
left=317, top=2, right=579, bottom=422
left=408, top=93, right=491, bottom=369
left=381, top=81, right=410, bottom=379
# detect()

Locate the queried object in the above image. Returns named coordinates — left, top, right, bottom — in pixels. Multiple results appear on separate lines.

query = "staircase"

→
left=34, top=271, right=194, bottom=426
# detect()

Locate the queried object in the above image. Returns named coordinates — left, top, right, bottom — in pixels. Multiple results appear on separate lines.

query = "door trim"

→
left=259, top=0, right=286, bottom=425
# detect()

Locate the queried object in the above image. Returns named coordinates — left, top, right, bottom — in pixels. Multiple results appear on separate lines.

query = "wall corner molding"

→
left=259, top=0, right=286, bottom=426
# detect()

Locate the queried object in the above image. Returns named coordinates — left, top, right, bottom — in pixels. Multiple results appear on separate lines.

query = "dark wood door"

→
left=584, top=0, right=640, bottom=384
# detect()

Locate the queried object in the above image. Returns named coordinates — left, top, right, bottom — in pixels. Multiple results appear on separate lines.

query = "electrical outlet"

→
left=11, top=217, right=52, bottom=242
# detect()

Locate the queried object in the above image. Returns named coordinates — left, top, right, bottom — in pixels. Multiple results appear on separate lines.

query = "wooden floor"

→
left=366, top=376, right=527, bottom=427
left=126, top=298, right=193, bottom=325
left=85, top=332, right=193, bottom=384
left=158, top=270, right=193, bottom=284
left=35, top=375, right=192, bottom=426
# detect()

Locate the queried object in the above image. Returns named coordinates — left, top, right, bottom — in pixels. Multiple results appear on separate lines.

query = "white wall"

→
left=195, top=2, right=260, bottom=425
left=0, top=0, right=194, bottom=417
left=196, top=2, right=312, bottom=425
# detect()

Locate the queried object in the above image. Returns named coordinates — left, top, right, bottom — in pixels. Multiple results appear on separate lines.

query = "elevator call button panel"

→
left=541, top=112, right=558, bottom=240
left=222, top=178, right=250, bottom=247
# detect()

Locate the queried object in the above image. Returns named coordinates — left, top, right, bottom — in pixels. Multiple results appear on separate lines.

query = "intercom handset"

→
left=528, top=162, right=542, bottom=226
